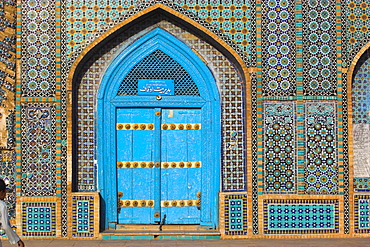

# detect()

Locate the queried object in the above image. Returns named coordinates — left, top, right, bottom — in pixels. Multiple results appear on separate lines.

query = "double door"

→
left=116, top=108, right=202, bottom=224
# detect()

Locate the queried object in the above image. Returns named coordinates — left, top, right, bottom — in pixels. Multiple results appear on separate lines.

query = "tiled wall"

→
left=0, top=0, right=368, bottom=240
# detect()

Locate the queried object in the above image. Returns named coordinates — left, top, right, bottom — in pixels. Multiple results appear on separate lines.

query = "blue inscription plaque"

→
left=138, top=79, right=174, bottom=95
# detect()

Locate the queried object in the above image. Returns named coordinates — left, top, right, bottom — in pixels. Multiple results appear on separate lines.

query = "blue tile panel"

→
left=22, top=0, right=56, bottom=96
left=354, top=178, right=370, bottom=192
left=72, top=195, right=95, bottom=237
left=351, top=68, right=370, bottom=190
left=224, top=194, right=247, bottom=235
left=263, top=103, right=296, bottom=192
left=305, top=102, right=338, bottom=194
left=21, top=104, right=57, bottom=196
left=346, top=1, right=370, bottom=56
left=302, top=0, right=337, bottom=96
left=262, top=0, right=296, bottom=96
left=65, top=0, right=255, bottom=60
left=22, top=202, right=56, bottom=237
left=26, top=207, right=52, bottom=232
left=263, top=199, right=339, bottom=234
left=352, top=58, right=370, bottom=123
left=355, top=195, right=370, bottom=233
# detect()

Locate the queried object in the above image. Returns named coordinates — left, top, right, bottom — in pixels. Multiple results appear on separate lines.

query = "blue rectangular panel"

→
left=117, top=108, right=159, bottom=224
left=138, top=79, right=174, bottom=95
left=160, top=109, right=201, bottom=224
left=263, top=199, right=339, bottom=234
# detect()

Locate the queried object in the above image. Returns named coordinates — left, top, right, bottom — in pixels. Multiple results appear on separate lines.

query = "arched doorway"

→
left=351, top=48, right=370, bottom=191
left=97, top=28, right=220, bottom=229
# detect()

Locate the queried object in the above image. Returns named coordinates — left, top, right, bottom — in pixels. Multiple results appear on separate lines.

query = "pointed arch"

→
left=66, top=3, right=248, bottom=92
left=98, top=28, right=219, bottom=102
left=347, top=42, right=370, bottom=196
left=97, top=28, right=221, bottom=229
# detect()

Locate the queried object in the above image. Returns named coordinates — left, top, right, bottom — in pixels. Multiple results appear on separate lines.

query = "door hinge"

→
left=154, top=212, right=160, bottom=218
left=155, top=111, right=161, bottom=116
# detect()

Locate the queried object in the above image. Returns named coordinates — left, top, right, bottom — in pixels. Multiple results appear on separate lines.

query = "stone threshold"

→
left=101, top=224, right=220, bottom=239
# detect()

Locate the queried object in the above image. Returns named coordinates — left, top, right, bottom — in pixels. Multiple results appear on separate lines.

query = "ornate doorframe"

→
left=97, top=28, right=221, bottom=229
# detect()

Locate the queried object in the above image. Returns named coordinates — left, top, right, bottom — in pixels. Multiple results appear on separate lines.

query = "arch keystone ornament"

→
left=97, top=28, right=221, bottom=230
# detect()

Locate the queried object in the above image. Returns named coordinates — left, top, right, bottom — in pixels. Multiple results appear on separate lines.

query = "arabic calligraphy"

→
left=139, top=86, right=172, bottom=94
left=138, top=79, right=175, bottom=96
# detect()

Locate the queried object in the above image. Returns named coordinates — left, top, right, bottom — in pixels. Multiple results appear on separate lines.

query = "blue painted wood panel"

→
left=116, top=108, right=159, bottom=224
left=116, top=108, right=202, bottom=225
left=161, top=109, right=202, bottom=224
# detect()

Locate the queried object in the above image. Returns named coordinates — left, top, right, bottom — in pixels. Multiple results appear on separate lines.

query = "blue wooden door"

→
left=116, top=108, right=160, bottom=224
left=117, top=108, right=202, bottom=224
left=160, top=109, right=202, bottom=224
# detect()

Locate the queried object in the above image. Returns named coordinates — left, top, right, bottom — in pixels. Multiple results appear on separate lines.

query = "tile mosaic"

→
left=263, top=103, right=296, bottom=193
left=21, top=0, right=56, bottom=96
left=21, top=104, right=56, bottom=196
left=71, top=195, right=96, bottom=237
left=304, top=102, right=338, bottom=194
left=302, top=0, right=337, bottom=96
left=355, top=195, right=370, bottom=233
left=224, top=194, right=247, bottom=235
left=263, top=199, right=339, bottom=234
left=22, top=202, right=56, bottom=237
left=262, top=0, right=296, bottom=96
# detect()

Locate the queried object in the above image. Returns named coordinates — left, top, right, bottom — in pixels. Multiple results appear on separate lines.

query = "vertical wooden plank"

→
left=116, top=108, right=156, bottom=224
left=161, top=109, right=201, bottom=224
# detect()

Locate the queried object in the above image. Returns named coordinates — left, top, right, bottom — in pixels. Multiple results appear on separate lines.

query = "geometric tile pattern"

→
left=0, top=151, right=16, bottom=219
left=263, top=199, right=339, bottom=234
left=224, top=194, right=247, bottom=235
left=21, top=104, right=56, bottom=196
left=302, top=0, right=337, bottom=96
left=263, top=103, right=296, bottom=192
left=72, top=195, right=95, bottom=237
left=346, top=1, right=370, bottom=57
left=355, top=195, right=370, bottom=233
left=354, top=178, right=370, bottom=192
left=22, top=202, right=56, bottom=236
left=75, top=21, right=246, bottom=192
left=305, top=102, right=338, bottom=194
left=21, top=0, right=55, bottom=96
left=251, top=72, right=258, bottom=235
left=26, top=207, right=52, bottom=232
left=262, top=0, right=296, bottom=96
left=65, top=0, right=255, bottom=60
left=341, top=70, right=350, bottom=234
left=352, top=57, right=370, bottom=123
left=352, top=58, right=370, bottom=182
left=0, top=1, right=16, bottom=149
